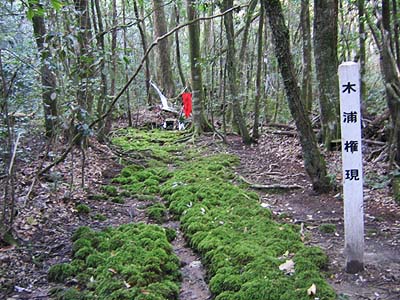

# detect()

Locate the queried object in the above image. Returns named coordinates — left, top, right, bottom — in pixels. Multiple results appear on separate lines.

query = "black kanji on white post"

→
left=339, top=62, right=364, bottom=274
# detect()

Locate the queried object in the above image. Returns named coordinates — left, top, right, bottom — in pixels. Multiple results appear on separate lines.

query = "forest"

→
left=0, top=0, right=399, bottom=299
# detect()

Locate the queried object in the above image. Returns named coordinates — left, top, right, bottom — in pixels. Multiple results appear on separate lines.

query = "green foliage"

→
left=111, top=196, right=125, bottom=204
left=48, top=223, right=181, bottom=300
left=92, top=214, right=107, bottom=221
left=48, top=263, right=77, bottom=283
left=111, top=129, right=185, bottom=163
left=147, top=203, right=167, bottom=223
left=50, top=287, right=87, bottom=300
left=101, top=185, right=118, bottom=197
left=76, top=204, right=90, bottom=214
left=159, top=149, right=335, bottom=300
left=108, top=129, right=335, bottom=300
left=163, top=227, right=176, bottom=242
left=88, top=194, right=108, bottom=201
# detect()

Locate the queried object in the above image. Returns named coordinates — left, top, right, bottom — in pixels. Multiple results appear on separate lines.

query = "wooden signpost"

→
left=339, top=62, right=364, bottom=273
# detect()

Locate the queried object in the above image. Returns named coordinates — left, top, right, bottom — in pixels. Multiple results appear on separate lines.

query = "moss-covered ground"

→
left=49, top=224, right=181, bottom=300
left=48, top=128, right=336, bottom=300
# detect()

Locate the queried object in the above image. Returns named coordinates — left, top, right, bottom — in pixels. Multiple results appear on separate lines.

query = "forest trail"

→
left=1, top=126, right=399, bottom=300
left=165, top=220, right=211, bottom=300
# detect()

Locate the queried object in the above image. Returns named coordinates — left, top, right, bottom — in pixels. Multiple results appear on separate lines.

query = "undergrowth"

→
left=48, top=223, right=180, bottom=300
left=49, top=128, right=336, bottom=300
left=160, top=153, right=336, bottom=300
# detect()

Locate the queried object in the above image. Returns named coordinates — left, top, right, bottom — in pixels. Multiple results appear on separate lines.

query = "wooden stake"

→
left=339, top=62, right=364, bottom=273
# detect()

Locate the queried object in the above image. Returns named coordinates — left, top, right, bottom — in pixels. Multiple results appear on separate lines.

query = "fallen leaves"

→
left=278, top=259, right=295, bottom=275
left=307, top=283, right=317, bottom=296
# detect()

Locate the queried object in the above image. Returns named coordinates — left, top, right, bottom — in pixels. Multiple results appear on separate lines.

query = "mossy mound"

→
left=160, top=154, right=336, bottom=300
left=112, top=165, right=171, bottom=196
left=48, top=223, right=181, bottom=300
left=111, top=128, right=185, bottom=163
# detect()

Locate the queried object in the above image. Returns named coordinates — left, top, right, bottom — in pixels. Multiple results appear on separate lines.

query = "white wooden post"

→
left=339, top=62, right=364, bottom=273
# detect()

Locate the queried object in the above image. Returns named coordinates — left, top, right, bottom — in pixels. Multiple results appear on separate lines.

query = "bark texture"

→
left=313, top=0, right=340, bottom=150
left=300, top=0, right=313, bottom=114
left=74, top=0, right=94, bottom=113
left=264, top=0, right=332, bottom=193
left=187, top=0, right=211, bottom=134
left=221, top=0, right=252, bottom=144
left=31, top=8, right=58, bottom=138
left=152, top=0, right=175, bottom=98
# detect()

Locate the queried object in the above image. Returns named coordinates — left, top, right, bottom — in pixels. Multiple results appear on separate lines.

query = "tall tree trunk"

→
left=392, top=0, right=400, bottom=69
left=313, top=0, right=340, bottom=150
left=122, top=0, right=132, bottom=126
left=30, top=5, right=58, bottom=138
left=221, top=0, right=253, bottom=145
left=175, top=4, right=186, bottom=87
left=187, top=0, right=211, bottom=134
left=264, top=0, right=332, bottom=193
left=93, top=0, right=109, bottom=139
left=74, top=0, right=94, bottom=114
left=358, top=0, right=367, bottom=114
left=252, top=0, right=264, bottom=139
left=381, top=0, right=400, bottom=165
left=133, top=0, right=152, bottom=105
left=152, top=0, right=175, bottom=98
left=300, top=0, right=313, bottom=114
left=238, top=0, right=258, bottom=82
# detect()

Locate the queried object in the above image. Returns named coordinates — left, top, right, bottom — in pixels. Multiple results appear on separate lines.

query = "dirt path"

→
left=165, top=220, right=211, bottom=300
left=1, top=129, right=399, bottom=300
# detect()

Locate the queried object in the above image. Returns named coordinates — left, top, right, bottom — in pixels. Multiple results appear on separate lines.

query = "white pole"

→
left=338, top=62, right=364, bottom=273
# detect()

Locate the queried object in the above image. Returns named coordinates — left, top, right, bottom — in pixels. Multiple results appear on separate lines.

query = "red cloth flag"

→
left=182, top=92, right=192, bottom=118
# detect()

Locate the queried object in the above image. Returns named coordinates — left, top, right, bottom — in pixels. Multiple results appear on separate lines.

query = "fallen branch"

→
left=238, top=175, right=303, bottom=190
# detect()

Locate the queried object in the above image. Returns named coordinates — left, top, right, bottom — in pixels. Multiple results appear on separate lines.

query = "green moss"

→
left=92, top=213, right=107, bottom=221
left=319, top=223, right=336, bottom=234
left=87, top=194, right=108, bottom=201
left=147, top=203, right=167, bottom=223
left=135, top=194, right=157, bottom=202
left=111, top=196, right=125, bottom=204
left=101, top=185, right=118, bottom=197
left=50, top=223, right=181, bottom=300
left=50, top=287, right=86, bottom=300
left=160, top=151, right=335, bottom=300
left=107, top=129, right=335, bottom=300
left=48, top=263, right=77, bottom=283
left=76, top=203, right=90, bottom=214
left=72, top=226, right=92, bottom=242
left=163, top=227, right=176, bottom=242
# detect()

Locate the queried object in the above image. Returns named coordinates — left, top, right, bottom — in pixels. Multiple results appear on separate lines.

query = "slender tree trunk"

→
left=74, top=0, right=94, bottom=114
left=238, top=0, right=258, bottom=81
left=122, top=0, right=132, bottom=126
left=31, top=5, right=58, bottom=138
left=187, top=0, right=212, bottom=134
left=264, top=0, right=332, bottom=193
left=175, top=4, right=186, bottom=87
left=358, top=0, right=367, bottom=114
left=300, top=0, right=313, bottom=114
left=93, top=0, right=109, bottom=140
left=221, top=0, right=253, bottom=144
left=152, top=0, right=175, bottom=98
left=133, top=0, right=152, bottom=105
left=381, top=0, right=400, bottom=165
left=253, top=1, right=264, bottom=139
left=313, top=0, right=340, bottom=150
left=392, top=0, right=400, bottom=69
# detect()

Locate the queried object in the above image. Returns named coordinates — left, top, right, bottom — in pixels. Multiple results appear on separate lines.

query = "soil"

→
left=1, top=124, right=399, bottom=300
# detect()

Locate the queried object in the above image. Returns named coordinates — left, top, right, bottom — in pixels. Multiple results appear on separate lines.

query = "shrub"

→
left=76, top=204, right=90, bottom=214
